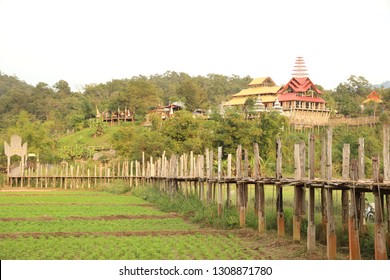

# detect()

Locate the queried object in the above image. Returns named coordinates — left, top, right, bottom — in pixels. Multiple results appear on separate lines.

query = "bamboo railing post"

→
left=190, top=151, right=194, bottom=194
left=226, top=154, right=232, bottom=207
left=217, top=147, right=223, bottom=216
left=342, top=144, right=350, bottom=232
left=76, top=165, right=80, bottom=189
left=205, top=149, right=211, bottom=202
left=307, top=133, right=316, bottom=251
left=86, top=168, right=90, bottom=189
left=275, top=138, right=284, bottom=238
left=244, top=149, right=249, bottom=210
left=372, top=156, right=388, bottom=260
left=358, top=138, right=365, bottom=180
left=254, top=143, right=265, bottom=233
left=199, top=155, right=204, bottom=201
left=383, top=125, right=390, bottom=182
left=386, top=195, right=390, bottom=248
left=325, top=128, right=337, bottom=260
left=236, top=145, right=245, bottom=227
left=130, top=161, right=134, bottom=188
left=208, top=149, right=214, bottom=202
left=293, top=143, right=304, bottom=243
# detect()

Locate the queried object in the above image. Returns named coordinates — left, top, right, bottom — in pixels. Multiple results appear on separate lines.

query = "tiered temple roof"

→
left=277, top=76, right=325, bottom=104
left=223, top=77, right=281, bottom=108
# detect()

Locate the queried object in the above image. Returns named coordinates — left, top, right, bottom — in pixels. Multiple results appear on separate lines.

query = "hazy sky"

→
left=1, top=0, right=389, bottom=91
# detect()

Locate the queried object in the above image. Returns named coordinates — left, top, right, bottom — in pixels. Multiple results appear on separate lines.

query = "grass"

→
left=0, top=204, right=165, bottom=218
left=134, top=184, right=386, bottom=259
left=0, top=233, right=260, bottom=260
left=0, top=188, right=264, bottom=260
left=57, top=125, right=123, bottom=148
left=0, top=218, right=197, bottom=233
left=0, top=192, right=147, bottom=204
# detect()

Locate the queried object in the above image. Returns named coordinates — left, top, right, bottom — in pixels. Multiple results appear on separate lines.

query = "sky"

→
left=0, top=0, right=389, bottom=91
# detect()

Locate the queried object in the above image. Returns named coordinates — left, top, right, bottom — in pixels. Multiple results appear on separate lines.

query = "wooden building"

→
left=96, top=107, right=135, bottom=124
left=277, top=76, right=330, bottom=126
left=223, top=57, right=330, bottom=127
left=223, top=77, right=281, bottom=110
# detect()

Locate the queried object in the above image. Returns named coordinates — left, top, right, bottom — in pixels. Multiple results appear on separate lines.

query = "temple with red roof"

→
left=276, top=57, right=330, bottom=126
left=223, top=57, right=330, bottom=127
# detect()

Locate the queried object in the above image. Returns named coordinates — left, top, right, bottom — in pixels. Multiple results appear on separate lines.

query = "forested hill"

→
left=0, top=71, right=251, bottom=132
left=1, top=71, right=390, bottom=173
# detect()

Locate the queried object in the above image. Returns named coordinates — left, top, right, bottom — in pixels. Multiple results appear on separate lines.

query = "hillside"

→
left=58, top=124, right=124, bottom=149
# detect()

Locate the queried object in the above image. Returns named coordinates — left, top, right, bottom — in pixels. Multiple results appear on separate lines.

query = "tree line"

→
left=0, top=70, right=389, bottom=171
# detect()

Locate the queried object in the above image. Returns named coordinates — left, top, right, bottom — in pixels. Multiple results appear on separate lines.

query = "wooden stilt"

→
left=217, top=147, right=223, bottom=216
left=349, top=189, right=361, bottom=259
left=326, top=188, right=337, bottom=259
left=386, top=195, right=390, bottom=248
left=239, top=182, right=246, bottom=228
left=307, top=134, right=316, bottom=251
left=374, top=191, right=388, bottom=260
left=307, top=184, right=316, bottom=251
left=276, top=183, right=284, bottom=238
left=257, top=183, right=266, bottom=233
left=275, top=138, right=284, bottom=238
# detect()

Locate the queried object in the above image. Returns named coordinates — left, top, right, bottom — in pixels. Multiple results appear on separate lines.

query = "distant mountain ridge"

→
left=374, top=81, right=390, bottom=89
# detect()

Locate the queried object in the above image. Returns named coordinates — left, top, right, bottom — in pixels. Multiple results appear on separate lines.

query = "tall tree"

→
left=54, top=80, right=71, bottom=94
left=176, top=79, right=207, bottom=111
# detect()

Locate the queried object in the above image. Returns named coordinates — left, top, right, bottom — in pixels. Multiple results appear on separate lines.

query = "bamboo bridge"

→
left=5, top=126, right=390, bottom=260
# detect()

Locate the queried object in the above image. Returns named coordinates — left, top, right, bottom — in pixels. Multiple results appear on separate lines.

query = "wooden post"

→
left=326, top=128, right=337, bottom=260
left=374, top=190, right=388, bottom=260
left=199, top=155, right=205, bottom=201
left=358, top=138, right=365, bottom=180
left=76, top=165, right=79, bottom=189
left=372, top=156, right=388, bottom=260
left=227, top=154, right=232, bottom=207
left=243, top=149, right=249, bottom=210
left=293, top=143, right=303, bottom=243
left=253, top=144, right=259, bottom=214
left=383, top=125, right=390, bottom=181
left=236, top=145, right=245, bottom=227
left=307, top=184, right=315, bottom=251
left=254, top=143, right=265, bottom=233
left=217, top=147, right=223, bottom=216
left=307, top=134, right=316, bottom=251
left=276, top=183, right=284, bottom=238
left=326, top=128, right=332, bottom=181
left=342, top=144, right=350, bottom=232
left=386, top=195, right=390, bottom=248
left=349, top=188, right=361, bottom=260
left=326, top=188, right=337, bottom=259
left=70, top=165, right=74, bottom=189
left=275, top=138, right=284, bottom=237
left=87, top=169, right=91, bottom=189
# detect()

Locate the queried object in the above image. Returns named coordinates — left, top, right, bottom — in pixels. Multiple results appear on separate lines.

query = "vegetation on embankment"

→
left=134, top=184, right=387, bottom=260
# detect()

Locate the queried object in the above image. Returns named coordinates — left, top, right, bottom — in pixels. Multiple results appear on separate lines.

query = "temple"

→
left=277, top=57, right=330, bottom=126
left=223, top=77, right=281, bottom=110
left=223, top=57, right=330, bottom=127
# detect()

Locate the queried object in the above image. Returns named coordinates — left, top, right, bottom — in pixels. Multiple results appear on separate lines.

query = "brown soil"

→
left=0, top=213, right=180, bottom=222
left=0, top=203, right=154, bottom=207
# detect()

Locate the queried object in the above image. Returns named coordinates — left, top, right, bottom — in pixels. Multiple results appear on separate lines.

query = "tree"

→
left=176, top=79, right=207, bottom=112
left=332, top=75, right=372, bottom=117
left=1, top=111, right=58, bottom=162
left=54, top=80, right=71, bottom=94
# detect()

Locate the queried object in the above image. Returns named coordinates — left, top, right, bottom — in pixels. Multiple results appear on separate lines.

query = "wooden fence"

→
left=7, top=126, right=390, bottom=260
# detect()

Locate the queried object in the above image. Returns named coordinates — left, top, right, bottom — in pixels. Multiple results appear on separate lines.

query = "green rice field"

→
left=0, top=189, right=263, bottom=260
